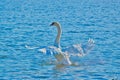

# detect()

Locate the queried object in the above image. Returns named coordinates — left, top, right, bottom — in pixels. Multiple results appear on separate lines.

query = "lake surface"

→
left=0, top=0, right=120, bottom=80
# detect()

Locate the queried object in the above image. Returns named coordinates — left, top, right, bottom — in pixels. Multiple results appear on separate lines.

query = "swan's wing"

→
left=62, top=44, right=84, bottom=56
left=25, top=45, right=55, bottom=55
left=62, top=39, right=95, bottom=57
left=38, top=46, right=62, bottom=55
left=38, top=48, right=47, bottom=54
left=82, top=39, right=95, bottom=54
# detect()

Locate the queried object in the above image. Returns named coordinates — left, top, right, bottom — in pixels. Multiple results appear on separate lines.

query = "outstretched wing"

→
left=38, top=46, right=62, bottom=55
left=62, top=39, right=95, bottom=57
left=62, top=44, right=85, bottom=56
left=25, top=45, right=54, bottom=55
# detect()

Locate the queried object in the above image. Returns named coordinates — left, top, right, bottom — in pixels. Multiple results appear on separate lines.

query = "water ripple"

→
left=0, top=0, right=120, bottom=79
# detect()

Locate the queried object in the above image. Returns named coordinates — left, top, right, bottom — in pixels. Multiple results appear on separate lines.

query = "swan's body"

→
left=38, top=22, right=94, bottom=65
left=39, top=46, right=71, bottom=65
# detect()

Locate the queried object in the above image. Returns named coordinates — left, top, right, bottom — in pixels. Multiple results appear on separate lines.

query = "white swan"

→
left=38, top=22, right=95, bottom=65
left=38, top=22, right=72, bottom=65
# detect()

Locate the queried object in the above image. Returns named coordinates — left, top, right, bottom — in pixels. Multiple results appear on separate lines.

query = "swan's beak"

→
left=50, top=22, right=54, bottom=26
left=50, top=24, right=53, bottom=26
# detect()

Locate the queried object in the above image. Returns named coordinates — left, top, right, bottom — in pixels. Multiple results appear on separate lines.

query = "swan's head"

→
left=50, top=22, right=60, bottom=27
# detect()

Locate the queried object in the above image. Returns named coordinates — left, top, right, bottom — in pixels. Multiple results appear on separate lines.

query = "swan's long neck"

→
left=54, top=24, right=62, bottom=48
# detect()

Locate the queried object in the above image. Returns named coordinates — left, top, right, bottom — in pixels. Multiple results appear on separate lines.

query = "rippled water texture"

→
left=0, top=0, right=120, bottom=80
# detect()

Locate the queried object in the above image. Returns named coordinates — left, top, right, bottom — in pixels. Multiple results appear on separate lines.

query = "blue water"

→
left=0, top=0, right=120, bottom=80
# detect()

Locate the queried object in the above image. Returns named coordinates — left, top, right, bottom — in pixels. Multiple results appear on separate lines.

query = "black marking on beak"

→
left=50, top=22, right=54, bottom=26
